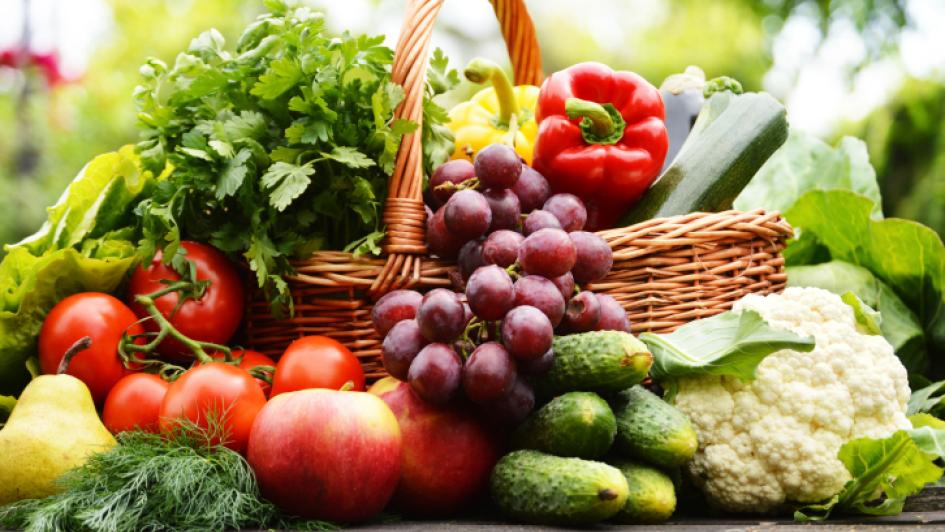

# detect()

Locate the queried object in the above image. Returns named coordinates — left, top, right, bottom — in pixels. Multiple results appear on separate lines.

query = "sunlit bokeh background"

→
left=1, top=0, right=943, bottom=251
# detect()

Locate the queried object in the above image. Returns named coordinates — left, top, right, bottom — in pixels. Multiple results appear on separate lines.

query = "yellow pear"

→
left=0, top=374, right=116, bottom=504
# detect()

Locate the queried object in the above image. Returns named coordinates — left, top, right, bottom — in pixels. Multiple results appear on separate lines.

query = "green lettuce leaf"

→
left=785, top=190, right=945, bottom=373
left=12, top=146, right=156, bottom=255
left=0, top=147, right=155, bottom=395
left=640, top=310, right=815, bottom=383
left=841, top=291, right=883, bottom=336
left=0, top=247, right=136, bottom=395
left=0, top=395, right=15, bottom=424
left=787, top=261, right=926, bottom=373
left=734, top=131, right=882, bottom=217
left=795, top=431, right=944, bottom=521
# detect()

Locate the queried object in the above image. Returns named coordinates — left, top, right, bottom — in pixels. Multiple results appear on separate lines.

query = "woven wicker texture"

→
left=595, top=209, right=791, bottom=334
left=243, top=0, right=792, bottom=382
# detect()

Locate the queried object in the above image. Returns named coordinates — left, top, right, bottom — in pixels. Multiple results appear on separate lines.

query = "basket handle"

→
left=371, top=0, right=543, bottom=294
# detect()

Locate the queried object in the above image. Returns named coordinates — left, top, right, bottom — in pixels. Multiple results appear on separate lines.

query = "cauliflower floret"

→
left=675, top=287, right=911, bottom=513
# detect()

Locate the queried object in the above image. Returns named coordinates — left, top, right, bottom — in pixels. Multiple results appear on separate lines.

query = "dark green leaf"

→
left=250, top=57, right=302, bottom=100
left=216, top=148, right=252, bottom=199
left=261, top=162, right=314, bottom=211
left=320, top=146, right=375, bottom=169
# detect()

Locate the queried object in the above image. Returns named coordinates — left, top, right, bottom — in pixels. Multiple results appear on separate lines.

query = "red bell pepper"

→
left=532, top=62, right=668, bottom=230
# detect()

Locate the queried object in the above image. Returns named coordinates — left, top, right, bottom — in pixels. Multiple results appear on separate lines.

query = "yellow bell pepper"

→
left=447, top=58, right=540, bottom=165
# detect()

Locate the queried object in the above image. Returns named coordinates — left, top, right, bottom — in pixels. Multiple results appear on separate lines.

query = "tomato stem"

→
left=119, top=280, right=231, bottom=365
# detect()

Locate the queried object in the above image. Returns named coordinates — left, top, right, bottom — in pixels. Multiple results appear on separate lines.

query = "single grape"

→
left=474, top=144, right=522, bottom=189
left=596, top=293, right=631, bottom=332
left=463, top=342, right=517, bottom=404
left=382, top=319, right=429, bottom=380
left=513, top=275, right=565, bottom=327
left=518, top=348, right=554, bottom=375
left=465, top=265, right=514, bottom=321
left=427, top=206, right=464, bottom=259
left=485, top=376, right=535, bottom=426
left=518, top=228, right=577, bottom=278
left=462, top=301, right=474, bottom=327
left=408, top=343, right=463, bottom=404
left=444, top=189, right=492, bottom=241
left=424, top=204, right=434, bottom=224
left=511, top=165, right=551, bottom=212
left=416, top=288, right=466, bottom=342
left=484, top=188, right=522, bottom=232
left=544, top=193, right=587, bottom=232
left=458, top=239, right=485, bottom=281
left=431, top=159, right=476, bottom=205
left=564, top=290, right=601, bottom=332
left=550, top=272, right=575, bottom=300
left=569, top=231, right=614, bottom=284
left=371, top=289, right=423, bottom=337
left=501, top=305, right=553, bottom=361
left=482, top=230, right=524, bottom=268
left=523, top=209, right=562, bottom=236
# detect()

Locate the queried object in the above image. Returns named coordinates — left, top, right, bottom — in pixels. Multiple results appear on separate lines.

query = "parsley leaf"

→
left=134, top=1, right=456, bottom=310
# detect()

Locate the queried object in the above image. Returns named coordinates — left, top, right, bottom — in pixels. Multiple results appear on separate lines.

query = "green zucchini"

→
left=623, top=91, right=788, bottom=224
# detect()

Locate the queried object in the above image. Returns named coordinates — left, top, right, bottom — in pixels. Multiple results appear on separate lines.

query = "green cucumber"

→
left=531, top=331, right=652, bottom=395
left=491, top=450, right=628, bottom=525
left=609, top=459, right=677, bottom=523
left=512, top=392, right=616, bottom=459
left=624, top=91, right=788, bottom=224
left=612, top=385, right=698, bottom=468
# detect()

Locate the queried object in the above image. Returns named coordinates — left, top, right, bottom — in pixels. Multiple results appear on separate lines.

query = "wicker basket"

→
left=244, top=0, right=793, bottom=380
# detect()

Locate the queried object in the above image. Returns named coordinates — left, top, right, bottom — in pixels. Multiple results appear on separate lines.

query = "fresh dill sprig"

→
left=0, top=419, right=337, bottom=532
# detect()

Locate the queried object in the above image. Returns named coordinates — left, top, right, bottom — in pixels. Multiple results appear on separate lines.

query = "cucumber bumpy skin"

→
left=491, top=450, right=629, bottom=525
left=609, top=459, right=677, bottom=524
left=613, top=385, right=698, bottom=468
left=512, top=391, right=617, bottom=459
left=531, top=331, right=653, bottom=395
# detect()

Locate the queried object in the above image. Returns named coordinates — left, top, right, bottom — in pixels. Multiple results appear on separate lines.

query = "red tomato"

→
left=270, top=336, right=365, bottom=397
left=159, top=363, right=266, bottom=454
left=103, top=373, right=169, bottom=434
left=39, top=293, right=144, bottom=405
left=127, top=241, right=244, bottom=359
left=208, top=349, right=275, bottom=397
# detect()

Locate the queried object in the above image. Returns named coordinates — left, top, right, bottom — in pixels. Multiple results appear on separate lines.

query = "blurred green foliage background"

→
left=0, top=0, right=942, bottom=251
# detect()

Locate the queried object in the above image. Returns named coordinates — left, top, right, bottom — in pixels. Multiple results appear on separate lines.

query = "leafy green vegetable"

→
left=787, top=261, right=926, bottom=373
left=0, top=395, right=14, bottom=425
left=908, top=380, right=945, bottom=417
left=0, top=423, right=336, bottom=532
left=134, top=1, right=456, bottom=309
left=785, top=190, right=945, bottom=374
left=841, top=291, right=883, bottom=336
left=0, top=148, right=156, bottom=395
left=794, top=431, right=943, bottom=521
left=640, top=310, right=814, bottom=383
left=734, top=131, right=882, bottom=218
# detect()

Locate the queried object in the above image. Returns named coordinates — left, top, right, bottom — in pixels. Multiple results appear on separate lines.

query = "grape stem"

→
left=434, top=177, right=480, bottom=194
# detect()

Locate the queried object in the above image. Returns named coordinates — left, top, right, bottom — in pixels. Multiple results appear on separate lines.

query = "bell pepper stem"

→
left=565, top=98, right=615, bottom=138
left=464, top=58, right=516, bottom=128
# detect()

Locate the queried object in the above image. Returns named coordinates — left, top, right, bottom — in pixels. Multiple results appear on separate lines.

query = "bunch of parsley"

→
left=134, top=0, right=457, bottom=308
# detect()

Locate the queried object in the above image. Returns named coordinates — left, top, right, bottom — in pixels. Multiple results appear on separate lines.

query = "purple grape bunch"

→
left=372, top=143, right=628, bottom=426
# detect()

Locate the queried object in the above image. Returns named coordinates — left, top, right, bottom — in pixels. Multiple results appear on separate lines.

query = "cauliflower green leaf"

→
left=641, top=309, right=814, bottom=383
left=795, top=431, right=943, bottom=521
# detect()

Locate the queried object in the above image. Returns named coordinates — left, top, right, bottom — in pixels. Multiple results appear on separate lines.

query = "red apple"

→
left=370, top=377, right=502, bottom=517
left=246, top=388, right=402, bottom=522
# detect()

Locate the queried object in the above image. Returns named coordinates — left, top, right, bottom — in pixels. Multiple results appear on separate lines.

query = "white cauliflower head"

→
left=674, top=287, right=912, bottom=513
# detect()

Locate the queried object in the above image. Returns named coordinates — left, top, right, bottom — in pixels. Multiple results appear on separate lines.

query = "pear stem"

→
left=58, top=336, right=92, bottom=374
